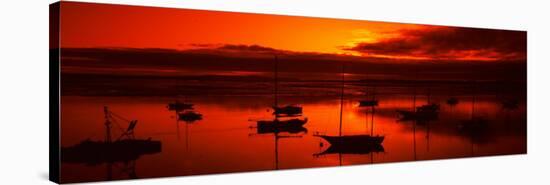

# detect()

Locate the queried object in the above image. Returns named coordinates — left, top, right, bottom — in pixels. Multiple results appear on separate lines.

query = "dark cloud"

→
left=60, top=47, right=527, bottom=84
left=183, top=44, right=373, bottom=62
left=218, top=44, right=278, bottom=52
left=183, top=44, right=285, bottom=58
left=345, top=27, right=526, bottom=61
left=188, top=43, right=216, bottom=48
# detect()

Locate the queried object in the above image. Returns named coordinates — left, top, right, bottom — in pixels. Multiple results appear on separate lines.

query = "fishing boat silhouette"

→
left=62, top=107, right=162, bottom=181
left=61, top=106, right=162, bottom=166
left=167, top=100, right=194, bottom=111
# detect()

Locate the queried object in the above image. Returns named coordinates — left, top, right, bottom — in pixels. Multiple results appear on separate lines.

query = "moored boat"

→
left=417, top=103, right=440, bottom=112
left=359, top=100, right=379, bottom=107
left=167, top=101, right=193, bottom=111
left=178, top=110, right=203, bottom=122
left=446, top=97, right=459, bottom=106
left=61, top=106, right=162, bottom=165
left=62, top=139, right=161, bottom=165
left=273, top=105, right=302, bottom=116
left=314, top=134, right=384, bottom=145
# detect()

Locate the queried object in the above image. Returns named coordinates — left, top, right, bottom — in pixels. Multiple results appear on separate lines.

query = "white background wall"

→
left=0, top=0, right=548, bottom=184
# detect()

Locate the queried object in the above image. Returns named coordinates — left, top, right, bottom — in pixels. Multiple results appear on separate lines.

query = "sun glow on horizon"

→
left=59, top=2, right=526, bottom=62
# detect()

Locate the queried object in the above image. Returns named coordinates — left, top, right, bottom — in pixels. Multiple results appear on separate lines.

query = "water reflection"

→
left=60, top=83, right=526, bottom=182
left=248, top=56, right=310, bottom=170
left=251, top=121, right=307, bottom=170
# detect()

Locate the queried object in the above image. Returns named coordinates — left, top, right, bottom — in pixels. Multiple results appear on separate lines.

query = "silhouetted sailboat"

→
left=314, top=135, right=385, bottom=156
left=314, top=64, right=385, bottom=157
left=417, top=88, right=440, bottom=112
left=250, top=56, right=309, bottom=168
left=178, top=110, right=203, bottom=122
left=459, top=83, right=489, bottom=131
left=501, top=99, right=519, bottom=110
left=359, top=100, right=379, bottom=107
left=61, top=106, right=162, bottom=165
left=257, top=117, right=308, bottom=134
left=168, top=72, right=200, bottom=123
left=357, top=70, right=379, bottom=107
left=403, top=89, right=434, bottom=160
left=397, top=88, right=440, bottom=122
left=397, top=108, right=439, bottom=122
left=167, top=100, right=194, bottom=111
left=271, top=55, right=303, bottom=116
left=168, top=100, right=194, bottom=139
left=358, top=86, right=379, bottom=107
left=256, top=55, right=307, bottom=129
left=446, top=96, right=459, bottom=117
left=167, top=75, right=194, bottom=112
left=458, top=82, right=490, bottom=155
left=417, top=103, right=440, bottom=112
left=446, top=97, right=459, bottom=106
left=251, top=55, right=307, bottom=168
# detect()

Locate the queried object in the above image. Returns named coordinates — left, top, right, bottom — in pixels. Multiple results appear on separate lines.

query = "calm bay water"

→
left=60, top=90, right=526, bottom=182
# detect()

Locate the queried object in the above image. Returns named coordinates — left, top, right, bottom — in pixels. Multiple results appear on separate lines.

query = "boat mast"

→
left=338, top=64, right=346, bottom=166
left=370, top=88, right=376, bottom=136
left=413, top=86, right=417, bottom=112
left=412, top=65, right=418, bottom=160
left=373, top=87, right=376, bottom=101
left=339, top=64, right=345, bottom=137
left=371, top=88, right=376, bottom=136
left=470, top=81, right=477, bottom=156
left=274, top=55, right=279, bottom=109
left=275, top=134, right=279, bottom=170
left=365, top=103, right=369, bottom=133
left=413, top=119, right=417, bottom=161
left=471, top=82, right=476, bottom=120
left=413, top=65, right=418, bottom=112
left=104, top=106, right=112, bottom=144
left=427, top=88, right=431, bottom=104
left=176, top=110, right=180, bottom=140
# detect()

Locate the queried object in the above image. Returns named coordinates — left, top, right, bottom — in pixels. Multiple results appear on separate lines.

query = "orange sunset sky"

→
left=58, top=1, right=526, bottom=61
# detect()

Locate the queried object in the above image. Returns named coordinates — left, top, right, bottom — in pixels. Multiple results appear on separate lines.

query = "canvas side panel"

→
left=49, top=1, right=60, bottom=183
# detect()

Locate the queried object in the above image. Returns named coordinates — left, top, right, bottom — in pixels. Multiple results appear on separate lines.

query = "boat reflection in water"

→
left=501, top=99, right=519, bottom=111
left=257, top=117, right=308, bottom=134
left=250, top=55, right=309, bottom=169
left=60, top=82, right=526, bottom=181
left=395, top=87, right=440, bottom=160
left=59, top=67, right=526, bottom=182
left=313, top=134, right=385, bottom=156
left=253, top=122, right=308, bottom=170
left=458, top=85, right=492, bottom=155
left=178, top=111, right=203, bottom=122
left=61, top=106, right=162, bottom=181
left=167, top=99, right=202, bottom=123
left=253, top=115, right=307, bottom=170
left=446, top=97, right=459, bottom=107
